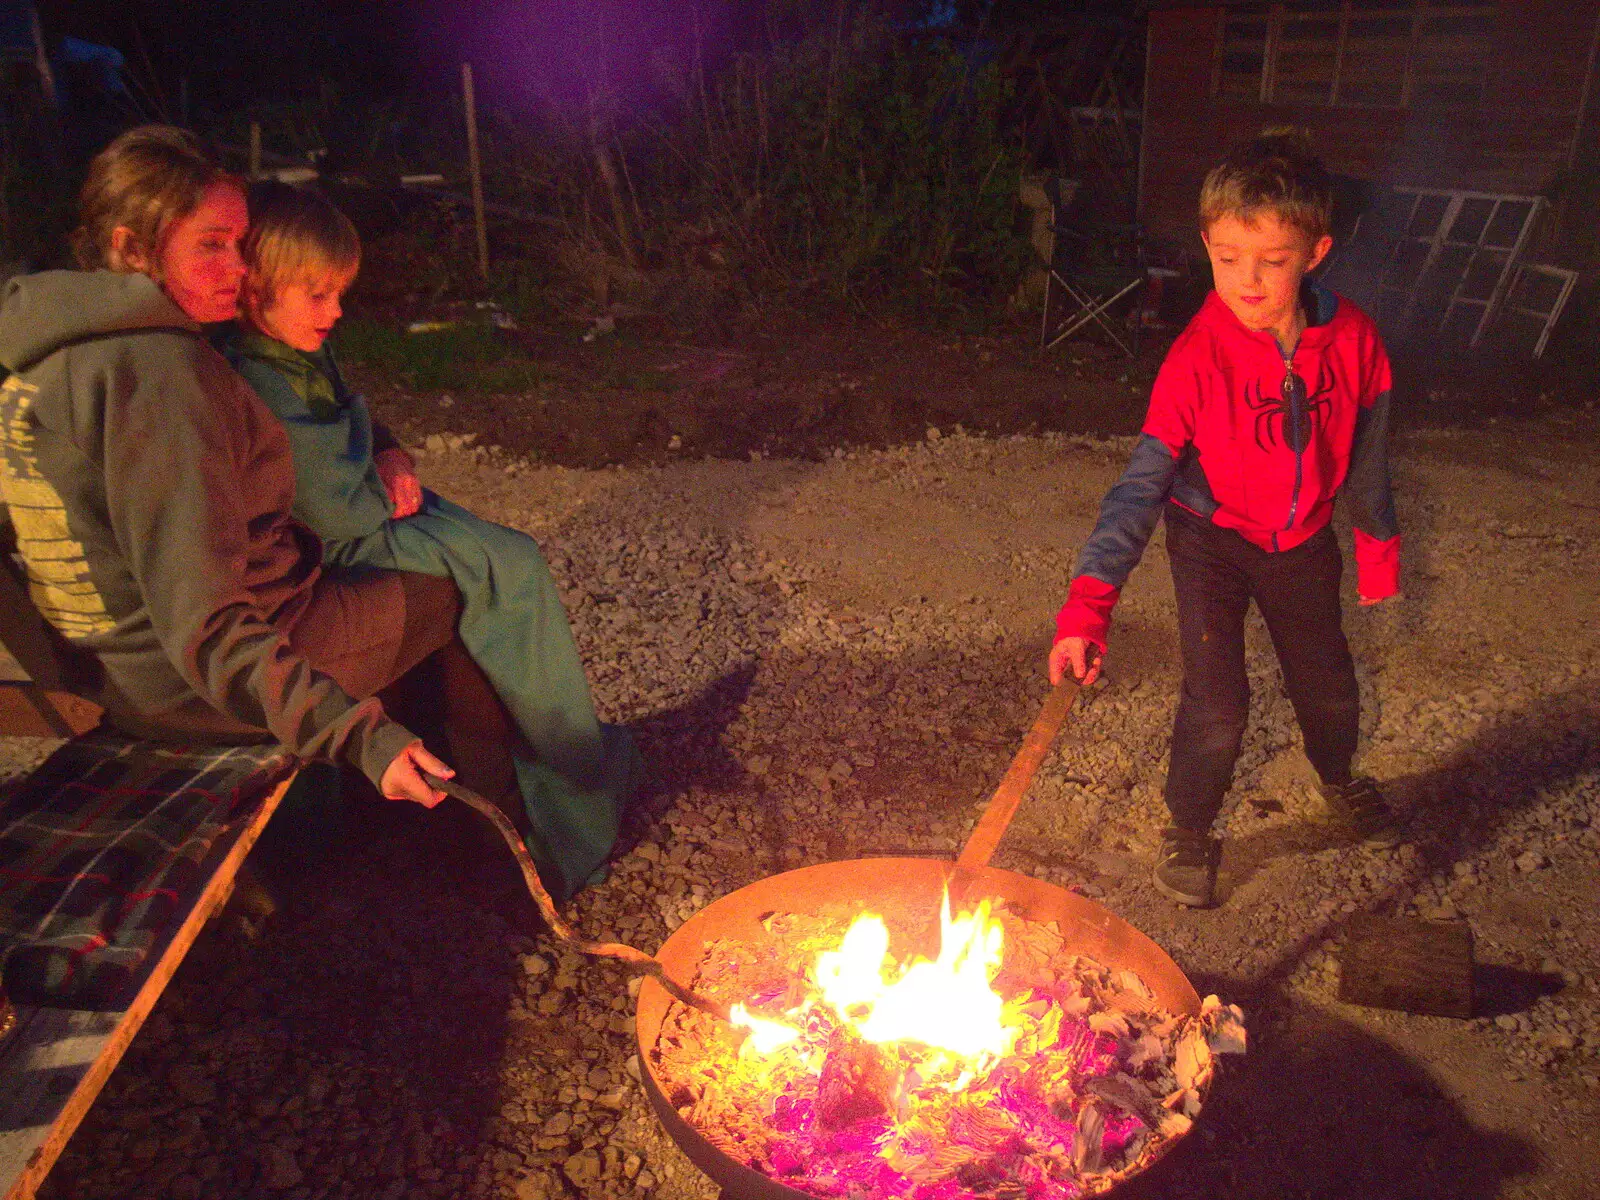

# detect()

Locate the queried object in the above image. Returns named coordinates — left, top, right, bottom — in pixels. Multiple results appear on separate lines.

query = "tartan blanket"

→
left=0, top=731, right=296, bottom=1010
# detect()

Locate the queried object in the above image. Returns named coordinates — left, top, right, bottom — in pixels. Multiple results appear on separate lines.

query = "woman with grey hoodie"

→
left=0, top=126, right=533, bottom=832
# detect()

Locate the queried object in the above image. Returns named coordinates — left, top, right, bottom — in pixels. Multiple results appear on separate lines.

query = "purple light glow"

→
left=411, top=0, right=742, bottom=118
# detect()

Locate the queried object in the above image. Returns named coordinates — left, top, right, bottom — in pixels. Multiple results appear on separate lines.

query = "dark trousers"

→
left=1162, top=505, right=1359, bottom=832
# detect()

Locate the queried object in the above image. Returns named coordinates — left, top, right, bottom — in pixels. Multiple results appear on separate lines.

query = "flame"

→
left=815, top=910, right=892, bottom=1013
left=813, top=892, right=1013, bottom=1060
left=730, top=1003, right=802, bottom=1054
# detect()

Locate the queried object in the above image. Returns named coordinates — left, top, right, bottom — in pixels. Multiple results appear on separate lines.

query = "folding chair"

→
left=1038, top=177, right=1145, bottom=357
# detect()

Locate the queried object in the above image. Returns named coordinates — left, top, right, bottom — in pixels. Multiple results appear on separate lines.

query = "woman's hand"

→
left=1049, top=636, right=1102, bottom=687
left=380, top=740, right=453, bottom=807
left=375, top=448, right=423, bottom=518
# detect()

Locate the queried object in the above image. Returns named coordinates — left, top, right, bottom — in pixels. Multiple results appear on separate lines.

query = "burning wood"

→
left=817, top=1026, right=898, bottom=1129
left=650, top=893, right=1244, bottom=1198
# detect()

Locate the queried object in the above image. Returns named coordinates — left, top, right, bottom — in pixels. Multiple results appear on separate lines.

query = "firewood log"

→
left=816, top=1026, right=898, bottom=1128
left=1338, top=916, right=1474, bottom=1018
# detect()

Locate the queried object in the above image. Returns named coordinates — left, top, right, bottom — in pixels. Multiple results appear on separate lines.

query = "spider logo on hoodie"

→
left=1241, top=360, right=1336, bottom=453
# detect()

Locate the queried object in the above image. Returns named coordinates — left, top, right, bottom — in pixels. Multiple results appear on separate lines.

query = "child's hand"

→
left=376, top=448, right=423, bottom=518
left=1049, top=637, right=1102, bottom=687
left=1358, top=591, right=1400, bottom=607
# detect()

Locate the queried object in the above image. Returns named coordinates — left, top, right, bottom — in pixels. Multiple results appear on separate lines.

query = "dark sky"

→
left=41, top=0, right=423, bottom=114
left=37, top=0, right=1137, bottom=120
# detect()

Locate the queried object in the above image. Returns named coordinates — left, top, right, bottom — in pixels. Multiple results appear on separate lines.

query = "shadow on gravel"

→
left=630, top=662, right=756, bottom=800
left=1214, top=819, right=1351, bottom=902
left=1112, top=986, right=1539, bottom=1200
left=1394, top=684, right=1600, bottom=861
left=1472, top=965, right=1567, bottom=1017
left=1118, top=683, right=1600, bottom=1198
left=1223, top=683, right=1600, bottom=993
left=173, top=813, right=529, bottom=1152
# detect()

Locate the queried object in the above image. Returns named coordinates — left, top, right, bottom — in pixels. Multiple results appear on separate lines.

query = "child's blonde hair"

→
left=1199, top=128, right=1333, bottom=243
left=244, top=180, right=361, bottom=309
left=72, top=125, right=237, bottom=272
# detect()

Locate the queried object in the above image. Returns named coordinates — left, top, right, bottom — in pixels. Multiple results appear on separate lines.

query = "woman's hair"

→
left=1199, top=127, right=1333, bottom=242
left=72, top=125, right=237, bottom=272
left=243, top=180, right=361, bottom=310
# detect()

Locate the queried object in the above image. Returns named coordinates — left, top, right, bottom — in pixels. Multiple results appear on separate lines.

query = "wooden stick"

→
left=248, top=122, right=261, bottom=179
left=461, top=63, right=490, bottom=281
left=956, top=677, right=1080, bottom=871
left=424, top=775, right=731, bottom=1022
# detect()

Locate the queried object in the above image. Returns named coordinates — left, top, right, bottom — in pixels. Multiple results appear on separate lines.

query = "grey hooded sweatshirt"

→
left=0, top=270, right=413, bottom=783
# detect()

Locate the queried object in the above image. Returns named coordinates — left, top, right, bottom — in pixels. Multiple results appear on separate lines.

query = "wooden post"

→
left=248, top=122, right=262, bottom=179
left=461, top=62, right=490, bottom=281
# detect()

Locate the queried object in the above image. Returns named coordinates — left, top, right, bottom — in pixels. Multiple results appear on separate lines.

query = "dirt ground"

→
left=10, top=315, right=1600, bottom=1200
left=347, top=303, right=1597, bottom=472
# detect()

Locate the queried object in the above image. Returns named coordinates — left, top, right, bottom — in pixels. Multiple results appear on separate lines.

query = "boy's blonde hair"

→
left=244, top=180, right=361, bottom=308
left=1199, top=128, right=1333, bottom=243
left=73, top=125, right=237, bottom=272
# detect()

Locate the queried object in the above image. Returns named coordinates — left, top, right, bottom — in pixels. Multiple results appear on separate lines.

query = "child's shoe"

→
left=1152, top=826, right=1221, bottom=907
left=1319, top=775, right=1403, bottom=847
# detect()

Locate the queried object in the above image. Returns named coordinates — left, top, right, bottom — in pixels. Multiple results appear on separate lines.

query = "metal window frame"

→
left=1372, top=186, right=1545, bottom=347
left=1494, top=263, right=1579, bottom=358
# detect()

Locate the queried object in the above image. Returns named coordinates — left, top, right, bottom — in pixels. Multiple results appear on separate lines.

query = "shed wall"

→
left=1141, top=4, right=1600, bottom=256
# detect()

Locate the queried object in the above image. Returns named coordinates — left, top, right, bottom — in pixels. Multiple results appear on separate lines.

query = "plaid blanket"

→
left=0, top=731, right=296, bottom=1010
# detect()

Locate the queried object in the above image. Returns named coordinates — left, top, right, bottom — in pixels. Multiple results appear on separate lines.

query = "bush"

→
left=476, top=5, right=1026, bottom=317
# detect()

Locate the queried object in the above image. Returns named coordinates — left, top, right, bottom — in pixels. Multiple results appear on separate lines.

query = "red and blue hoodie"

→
left=1056, top=280, right=1400, bottom=650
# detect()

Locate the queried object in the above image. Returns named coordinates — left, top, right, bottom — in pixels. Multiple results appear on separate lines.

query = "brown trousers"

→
left=128, top=569, right=523, bottom=822
left=286, top=570, right=524, bottom=817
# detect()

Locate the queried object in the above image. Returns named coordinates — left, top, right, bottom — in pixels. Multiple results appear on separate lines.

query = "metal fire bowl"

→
left=636, top=857, right=1203, bottom=1200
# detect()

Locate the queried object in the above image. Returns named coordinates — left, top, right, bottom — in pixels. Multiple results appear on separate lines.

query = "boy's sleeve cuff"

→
left=1354, top=529, right=1401, bottom=599
left=1055, top=575, right=1121, bottom=651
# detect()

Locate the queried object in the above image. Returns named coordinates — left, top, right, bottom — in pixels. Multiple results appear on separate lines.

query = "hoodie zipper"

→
left=1277, top=342, right=1304, bottom=551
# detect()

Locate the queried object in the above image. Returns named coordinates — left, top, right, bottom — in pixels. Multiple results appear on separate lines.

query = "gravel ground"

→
left=14, top=409, right=1600, bottom=1200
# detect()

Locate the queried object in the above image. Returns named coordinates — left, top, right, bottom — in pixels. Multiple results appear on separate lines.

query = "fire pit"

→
left=635, top=682, right=1244, bottom=1200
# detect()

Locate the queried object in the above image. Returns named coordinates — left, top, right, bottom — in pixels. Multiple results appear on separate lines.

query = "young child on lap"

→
left=1050, top=131, right=1403, bottom=909
left=224, top=181, right=640, bottom=901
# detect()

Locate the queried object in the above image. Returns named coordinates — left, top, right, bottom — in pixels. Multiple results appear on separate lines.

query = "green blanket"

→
left=223, top=329, right=638, bottom=900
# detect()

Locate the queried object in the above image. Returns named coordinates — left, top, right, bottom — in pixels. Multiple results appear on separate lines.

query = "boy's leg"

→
left=1163, top=507, right=1254, bottom=833
left=1252, top=527, right=1400, bottom=844
left=1249, top=525, right=1358, bottom=786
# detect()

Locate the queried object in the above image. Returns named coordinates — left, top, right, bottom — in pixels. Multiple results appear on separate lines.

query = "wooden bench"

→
left=0, top=537, right=298, bottom=1200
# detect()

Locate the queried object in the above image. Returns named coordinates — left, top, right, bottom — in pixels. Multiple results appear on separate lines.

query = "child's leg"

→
left=327, top=496, right=640, bottom=899
left=1251, top=525, right=1359, bottom=787
left=330, top=497, right=615, bottom=784
left=1163, top=508, right=1254, bottom=832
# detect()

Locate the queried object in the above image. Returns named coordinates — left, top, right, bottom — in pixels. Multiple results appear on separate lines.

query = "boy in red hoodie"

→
left=1050, top=132, right=1402, bottom=908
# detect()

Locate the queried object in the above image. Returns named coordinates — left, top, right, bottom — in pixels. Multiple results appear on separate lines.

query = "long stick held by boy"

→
left=1049, top=129, right=1404, bottom=909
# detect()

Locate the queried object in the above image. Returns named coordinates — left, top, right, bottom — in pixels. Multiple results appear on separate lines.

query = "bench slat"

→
left=0, top=687, right=102, bottom=740
left=0, top=769, right=294, bottom=1200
